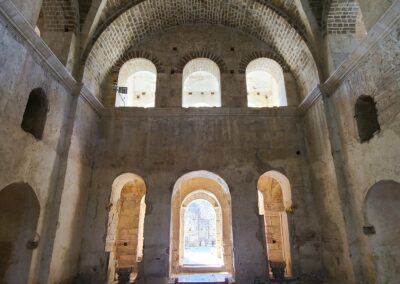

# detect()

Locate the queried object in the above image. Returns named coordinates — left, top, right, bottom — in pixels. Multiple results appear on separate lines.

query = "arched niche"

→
left=246, top=58, right=287, bottom=108
left=115, top=58, right=157, bottom=108
left=106, top=173, right=147, bottom=283
left=364, top=180, right=400, bottom=284
left=170, top=171, right=234, bottom=281
left=182, top=58, right=221, bottom=108
left=0, top=183, right=40, bottom=284
left=355, top=95, right=380, bottom=142
left=21, top=88, right=49, bottom=140
left=257, top=171, right=292, bottom=278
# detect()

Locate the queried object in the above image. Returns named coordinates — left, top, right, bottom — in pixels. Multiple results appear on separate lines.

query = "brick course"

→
left=83, top=0, right=319, bottom=97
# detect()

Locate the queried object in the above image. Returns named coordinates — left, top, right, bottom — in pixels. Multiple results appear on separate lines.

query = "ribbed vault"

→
left=83, top=0, right=320, bottom=97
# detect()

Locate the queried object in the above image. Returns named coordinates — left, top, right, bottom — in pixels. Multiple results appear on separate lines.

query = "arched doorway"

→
left=364, top=180, right=400, bottom=284
left=0, top=183, right=40, bottom=283
left=257, top=171, right=292, bottom=278
left=105, top=173, right=147, bottom=283
left=170, top=171, right=234, bottom=282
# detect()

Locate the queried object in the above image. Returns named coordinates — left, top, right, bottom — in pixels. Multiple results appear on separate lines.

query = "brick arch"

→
left=239, top=50, right=290, bottom=73
left=92, top=0, right=307, bottom=46
left=111, top=50, right=165, bottom=73
left=176, top=51, right=227, bottom=74
left=82, top=0, right=320, bottom=98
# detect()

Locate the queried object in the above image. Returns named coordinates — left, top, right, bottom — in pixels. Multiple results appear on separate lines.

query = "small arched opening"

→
left=364, top=180, right=400, bottom=284
left=246, top=58, right=287, bottom=108
left=354, top=95, right=380, bottom=142
left=170, top=171, right=234, bottom=282
left=0, top=183, right=40, bottom=283
left=21, top=88, right=49, bottom=139
left=105, top=173, right=147, bottom=282
left=115, top=58, right=157, bottom=107
left=182, top=58, right=221, bottom=108
left=257, top=171, right=292, bottom=278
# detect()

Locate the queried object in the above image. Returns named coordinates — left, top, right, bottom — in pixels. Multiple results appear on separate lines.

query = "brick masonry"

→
left=83, top=0, right=319, bottom=99
left=325, top=0, right=363, bottom=34
left=40, top=0, right=78, bottom=32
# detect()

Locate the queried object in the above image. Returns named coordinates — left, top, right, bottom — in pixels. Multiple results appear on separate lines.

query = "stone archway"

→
left=170, top=170, right=234, bottom=281
left=257, top=171, right=293, bottom=278
left=106, top=173, right=147, bottom=283
left=0, top=182, right=40, bottom=283
left=364, top=180, right=400, bottom=284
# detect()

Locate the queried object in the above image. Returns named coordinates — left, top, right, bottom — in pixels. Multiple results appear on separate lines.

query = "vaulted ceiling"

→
left=38, top=0, right=363, bottom=96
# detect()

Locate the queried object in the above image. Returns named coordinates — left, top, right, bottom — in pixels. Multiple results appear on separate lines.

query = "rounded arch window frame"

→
left=115, top=58, right=157, bottom=108
left=182, top=58, right=222, bottom=108
left=245, top=58, right=287, bottom=108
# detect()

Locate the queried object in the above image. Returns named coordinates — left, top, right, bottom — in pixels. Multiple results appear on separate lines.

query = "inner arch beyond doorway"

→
left=170, top=171, right=234, bottom=281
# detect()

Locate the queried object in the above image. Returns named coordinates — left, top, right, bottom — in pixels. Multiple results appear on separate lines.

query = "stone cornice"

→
left=102, top=106, right=299, bottom=119
left=0, top=0, right=77, bottom=92
left=0, top=0, right=104, bottom=114
left=79, top=85, right=104, bottom=114
left=298, top=0, right=400, bottom=115
left=298, top=84, right=323, bottom=114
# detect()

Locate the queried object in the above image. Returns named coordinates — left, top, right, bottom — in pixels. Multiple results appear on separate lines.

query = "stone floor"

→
left=181, top=247, right=223, bottom=266
left=177, top=272, right=231, bottom=283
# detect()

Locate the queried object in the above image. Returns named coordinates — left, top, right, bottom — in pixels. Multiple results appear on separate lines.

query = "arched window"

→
left=0, top=183, right=40, bottom=283
left=182, top=58, right=221, bottom=108
left=170, top=171, right=234, bottom=282
left=246, top=58, right=287, bottom=108
left=115, top=58, right=157, bottom=107
left=257, top=171, right=292, bottom=278
left=355, top=95, right=380, bottom=142
left=21, top=88, right=48, bottom=139
left=105, top=173, right=147, bottom=282
left=364, top=180, right=400, bottom=284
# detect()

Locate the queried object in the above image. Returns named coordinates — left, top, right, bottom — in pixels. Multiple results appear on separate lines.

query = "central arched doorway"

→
left=170, top=171, right=234, bottom=282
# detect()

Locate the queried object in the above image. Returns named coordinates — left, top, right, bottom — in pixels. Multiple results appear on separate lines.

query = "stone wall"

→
left=0, top=7, right=98, bottom=283
left=78, top=107, right=322, bottom=283
left=323, top=17, right=400, bottom=283
left=302, top=5, right=400, bottom=284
